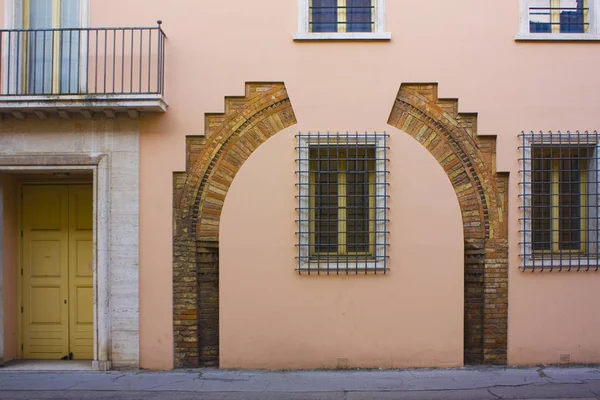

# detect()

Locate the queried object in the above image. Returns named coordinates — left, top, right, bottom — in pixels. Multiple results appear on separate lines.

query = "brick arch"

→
left=388, top=83, right=509, bottom=364
left=173, top=83, right=297, bottom=368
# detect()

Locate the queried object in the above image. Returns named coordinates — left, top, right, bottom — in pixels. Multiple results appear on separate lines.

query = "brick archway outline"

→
left=388, top=83, right=509, bottom=364
left=173, top=83, right=297, bottom=367
left=172, top=82, right=508, bottom=368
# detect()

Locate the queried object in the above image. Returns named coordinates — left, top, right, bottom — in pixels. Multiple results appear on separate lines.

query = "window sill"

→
left=293, top=32, right=392, bottom=41
left=297, top=258, right=386, bottom=272
left=521, top=258, right=600, bottom=271
left=515, top=32, right=600, bottom=41
left=297, top=265, right=388, bottom=275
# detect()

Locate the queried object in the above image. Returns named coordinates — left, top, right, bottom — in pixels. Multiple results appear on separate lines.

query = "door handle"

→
left=64, top=299, right=67, bottom=304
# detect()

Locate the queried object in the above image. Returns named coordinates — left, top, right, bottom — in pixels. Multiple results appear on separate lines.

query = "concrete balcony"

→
left=0, top=22, right=167, bottom=119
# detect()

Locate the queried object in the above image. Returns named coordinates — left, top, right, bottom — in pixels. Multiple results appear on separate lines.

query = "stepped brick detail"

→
left=173, top=81, right=507, bottom=368
left=173, top=83, right=297, bottom=367
left=388, top=83, right=509, bottom=365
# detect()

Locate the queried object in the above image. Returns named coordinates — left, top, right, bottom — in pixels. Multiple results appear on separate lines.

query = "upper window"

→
left=3, top=0, right=87, bottom=95
left=296, top=132, right=389, bottom=274
left=295, top=0, right=391, bottom=40
left=310, top=0, right=373, bottom=33
left=519, top=131, right=600, bottom=271
left=26, top=0, right=82, bottom=94
left=518, top=0, right=600, bottom=40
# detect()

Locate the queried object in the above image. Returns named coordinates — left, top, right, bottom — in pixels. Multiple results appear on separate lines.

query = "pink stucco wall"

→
left=4, top=0, right=590, bottom=368
left=219, top=127, right=464, bottom=369
left=508, top=272, right=600, bottom=365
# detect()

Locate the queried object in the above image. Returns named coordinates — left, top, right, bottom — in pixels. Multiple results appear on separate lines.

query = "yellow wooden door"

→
left=68, top=185, right=93, bottom=360
left=22, top=184, right=93, bottom=360
left=22, top=185, right=70, bottom=359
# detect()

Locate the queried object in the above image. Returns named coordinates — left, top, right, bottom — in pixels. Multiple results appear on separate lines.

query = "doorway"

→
left=21, top=184, right=93, bottom=360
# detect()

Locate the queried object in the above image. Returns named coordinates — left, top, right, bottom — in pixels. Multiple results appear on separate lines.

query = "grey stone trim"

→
left=0, top=119, right=140, bottom=369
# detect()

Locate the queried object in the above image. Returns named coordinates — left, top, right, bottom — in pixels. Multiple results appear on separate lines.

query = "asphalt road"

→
left=0, top=366, right=600, bottom=399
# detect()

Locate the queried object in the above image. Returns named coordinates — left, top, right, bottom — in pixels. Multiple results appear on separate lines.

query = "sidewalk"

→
left=0, top=366, right=599, bottom=399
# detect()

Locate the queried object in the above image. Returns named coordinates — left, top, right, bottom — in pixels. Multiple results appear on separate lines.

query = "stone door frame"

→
left=0, top=154, right=111, bottom=370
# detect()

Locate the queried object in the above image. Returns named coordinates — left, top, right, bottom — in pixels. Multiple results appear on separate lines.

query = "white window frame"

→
left=297, top=134, right=388, bottom=271
left=516, top=0, right=600, bottom=41
left=520, top=134, right=600, bottom=270
left=294, top=0, right=391, bottom=41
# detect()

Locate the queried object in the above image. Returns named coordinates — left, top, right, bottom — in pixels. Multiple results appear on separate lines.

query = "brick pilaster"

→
left=172, top=83, right=297, bottom=367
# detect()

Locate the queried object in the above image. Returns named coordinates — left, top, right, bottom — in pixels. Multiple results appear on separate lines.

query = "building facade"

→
left=0, top=0, right=599, bottom=370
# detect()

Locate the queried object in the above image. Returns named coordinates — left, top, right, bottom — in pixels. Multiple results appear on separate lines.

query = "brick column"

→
left=173, top=83, right=297, bottom=367
left=388, top=83, right=509, bottom=365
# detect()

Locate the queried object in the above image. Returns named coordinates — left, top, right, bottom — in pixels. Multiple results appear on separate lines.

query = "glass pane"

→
left=309, top=146, right=376, bottom=256
left=60, top=0, right=80, bottom=28
left=346, top=147, right=373, bottom=253
left=28, top=0, right=53, bottom=93
left=311, top=148, right=339, bottom=254
left=59, top=0, right=81, bottom=93
left=559, top=0, right=586, bottom=33
left=311, top=0, right=337, bottom=33
left=529, top=0, right=552, bottom=32
left=347, top=0, right=372, bottom=33
left=558, top=157, right=583, bottom=250
left=532, top=151, right=552, bottom=251
left=528, top=0, right=588, bottom=33
left=29, top=0, right=52, bottom=29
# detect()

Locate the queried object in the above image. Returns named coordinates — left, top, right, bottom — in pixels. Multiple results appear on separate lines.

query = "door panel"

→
left=30, top=286, right=61, bottom=323
left=68, top=185, right=93, bottom=360
left=22, top=184, right=94, bottom=360
left=22, top=185, right=69, bottom=359
left=30, top=240, right=61, bottom=277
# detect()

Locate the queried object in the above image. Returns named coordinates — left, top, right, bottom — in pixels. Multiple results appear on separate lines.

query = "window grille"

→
left=310, top=0, right=374, bottom=33
left=296, top=132, right=389, bottom=275
left=519, top=131, right=600, bottom=271
left=528, top=0, right=590, bottom=33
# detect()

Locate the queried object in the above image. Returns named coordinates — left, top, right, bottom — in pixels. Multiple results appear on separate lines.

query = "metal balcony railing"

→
left=0, top=21, right=166, bottom=96
left=529, top=6, right=590, bottom=33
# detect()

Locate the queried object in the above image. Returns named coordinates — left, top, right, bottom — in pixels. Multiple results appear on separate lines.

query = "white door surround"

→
left=0, top=160, right=109, bottom=370
left=0, top=118, right=141, bottom=370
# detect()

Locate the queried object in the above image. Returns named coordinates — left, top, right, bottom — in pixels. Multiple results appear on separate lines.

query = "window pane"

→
left=311, top=148, right=339, bottom=253
left=60, top=0, right=80, bottom=28
left=528, top=0, right=588, bottom=33
left=29, top=0, right=53, bottom=29
left=311, top=0, right=337, bottom=33
left=558, top=157, right=583, bottom=250
left=559, top=0, right=586, bottom=33
left=347, top=0, right=373, bottom=33
left=531, top=147, right=589, bottom=253
left=59, top=0, right=81, bottom=93
left=309, top=146, right=375, bottom=256
left=28, top=0, right=53, bottom=94
left=346, top=148, right=373, bottom=253
left=529, top=0, right=552, bottom=32
left=26, top=0, right=82, bottom=94
left=532, top=151, right=552, bottom=251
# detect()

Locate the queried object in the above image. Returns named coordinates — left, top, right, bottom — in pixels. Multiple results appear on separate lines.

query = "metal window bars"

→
left=296, top=131, right=390, bottom=275
left=529, top=2, right=589, bottom=33
left=519, top=131, right=600, bottom=271
left=0, top=21, right=166, bottom=96
left=310, top=0, right=374, bottom=33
